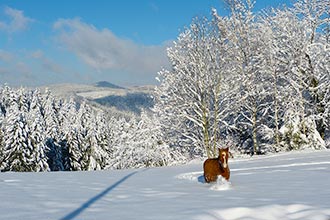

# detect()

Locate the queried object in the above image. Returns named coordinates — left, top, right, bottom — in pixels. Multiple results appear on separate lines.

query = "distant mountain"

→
left=40, top=82, right=155, bottom=115
left=95, top=81, right=124, bottom=89
left=94, top=92, right=154, bottom=114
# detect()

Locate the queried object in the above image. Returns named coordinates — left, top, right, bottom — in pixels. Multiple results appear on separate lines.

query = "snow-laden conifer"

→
left=77, top=102, right=109, bottom=170
left=42, top=89, right=63, bottom=171
left=60, top=98, right=83, bottom=171
left=2, top=102, right=32, bottom=171
left=27, top=89, right=49, bottom=171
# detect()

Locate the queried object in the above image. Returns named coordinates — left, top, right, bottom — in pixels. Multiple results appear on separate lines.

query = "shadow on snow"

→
left=59, top=170, right=142, bottom=220
left=198, top=175, right=206, bottom=184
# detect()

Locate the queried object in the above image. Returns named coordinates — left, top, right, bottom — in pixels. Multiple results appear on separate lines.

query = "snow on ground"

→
left=1, top=150, right=330, bottom=220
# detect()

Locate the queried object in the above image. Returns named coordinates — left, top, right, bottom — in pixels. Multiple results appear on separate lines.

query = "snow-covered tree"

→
left=293, top=0, right=329, bottom=44
left=16, top=87, right=29, bottom=112
left=77, top=102, right=109, bottom=170
left=0, top=85, right=13, bottom=117
left=269, top=1, right=329, bottom=150
left=155, top=0, right=329, bottom=156
left=27, top=89, right=49, bottom=171
left=89, top=111, right=111, bottom=169
left=0, top=0, right=328, bottom=171
left=107, top=116, right=135, bottom=169
left=280, top=109, right=325, bottom=150
left=0, top=109, right=4, bottom=167
left=1, top=103, right=33, bottom=171
left=137, top=111, right=185, bottom=167
left=222, top=0, right=278, bottom=154
left=0, top=89, right=50, bottom=172
left=59, top=98, right=83, bottom=171
left=257, top=8, right=303, bottom=152
left=155, top=16, right=233, bottom=158
left=108, top=111, right=183, bottom=169
left=42, top=89, right=63, bottom=171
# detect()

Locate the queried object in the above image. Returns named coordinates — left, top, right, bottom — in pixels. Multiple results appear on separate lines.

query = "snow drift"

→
left=1, top=150, right=330, bottom=220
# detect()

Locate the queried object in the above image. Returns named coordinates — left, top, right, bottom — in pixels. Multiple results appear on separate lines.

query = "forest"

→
left=155, top=0, right=330, bottom=158
left=0, top=86, right=183, bottom=171
left=0, top=0, right=329, bottom=171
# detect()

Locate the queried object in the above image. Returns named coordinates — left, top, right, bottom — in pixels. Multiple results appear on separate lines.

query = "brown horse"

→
left=203, top=147, right=230, bottom=183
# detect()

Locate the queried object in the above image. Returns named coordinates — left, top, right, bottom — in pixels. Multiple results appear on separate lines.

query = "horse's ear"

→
left=224, top=147, right=229, bottom=152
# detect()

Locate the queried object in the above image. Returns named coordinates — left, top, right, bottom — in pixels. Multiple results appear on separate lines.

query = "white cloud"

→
left=0, top=67, right=10, bottom=76
left=0, top=49, right=13, bottom=62
left=30, top=50, right=44, bottom=59
left=16, top=61, right=32, bottom=76
left=0, top=6, right=34, bottom=33
left=30, top=50, right=63, bottom=74
left=0, top=48, right=65, bottom=86
left=53, top=18, right=169, bottom=76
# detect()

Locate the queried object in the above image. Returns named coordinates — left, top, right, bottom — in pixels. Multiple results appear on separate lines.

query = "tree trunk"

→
left=273, top=70, right=280, bottom=150
left=252, top=104, right=258, bottom=155
left=212, top=82, right=221, bottom=158
left=202, top=100, right=211, bottom=158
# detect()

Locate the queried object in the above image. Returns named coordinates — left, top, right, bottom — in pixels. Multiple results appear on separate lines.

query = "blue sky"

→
left=0, top=0, right=291, bottom=87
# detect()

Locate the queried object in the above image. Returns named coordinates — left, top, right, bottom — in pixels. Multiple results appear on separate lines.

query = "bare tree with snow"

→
left=155, top=15, right=235, bottom=158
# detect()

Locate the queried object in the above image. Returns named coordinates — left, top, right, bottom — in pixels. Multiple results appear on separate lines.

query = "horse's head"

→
left=219, top=147, right=229, bottom=168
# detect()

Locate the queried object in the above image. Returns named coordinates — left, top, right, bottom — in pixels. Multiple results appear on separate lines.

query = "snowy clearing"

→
left=1, top=150, right=330, bottom=220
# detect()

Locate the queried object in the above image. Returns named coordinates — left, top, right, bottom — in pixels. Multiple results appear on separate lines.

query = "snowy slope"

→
left=1, top=150, right=330, bottom=220
left=40, top=83, right=154, bottom=100
left=38, top=83, right=155, bottom=114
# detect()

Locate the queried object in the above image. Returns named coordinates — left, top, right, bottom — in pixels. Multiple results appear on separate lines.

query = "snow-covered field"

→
left=40, top=83, right=154, bottom=100
left=1, top=150, right=330, bottom=220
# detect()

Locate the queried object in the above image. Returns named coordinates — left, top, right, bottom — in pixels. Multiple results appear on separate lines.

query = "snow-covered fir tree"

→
left=108, top=111, right=183, bottom=169
left=27, top=89, right=49, bottom=171
left=77, top=102, right=109, bottom=170
left=1, top=103, right=33, bottom=171
left=0, top=85, right=184, bottom=171
left=42, top=89, right=63, bottom=171
left=0, top=109, right=4, bottom=167
left=107, top=116, right=136, bottom=169
left=89, top=111, right=111, bottom=169
left=136, top=111, right=185, bottom=167
left=60, top=98, right=83, bottom=171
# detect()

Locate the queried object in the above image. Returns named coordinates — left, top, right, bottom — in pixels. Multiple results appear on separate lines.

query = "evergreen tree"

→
left=107, top=116, right=134, bottom=169
left=60, top=98, right=83, bottom=171
left=42, top=89, right=63, bottom=171
left=0, top=112, right=4, bottom=168
left=2, top=103, right=33, bottom=171
left=27, top=90, right=49, bottom=171
left=84, top=111, right=110, bottom=170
